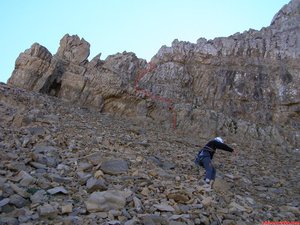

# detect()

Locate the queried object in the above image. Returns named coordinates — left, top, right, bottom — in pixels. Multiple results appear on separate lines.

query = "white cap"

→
left=214, top=137, right=224, bottom=143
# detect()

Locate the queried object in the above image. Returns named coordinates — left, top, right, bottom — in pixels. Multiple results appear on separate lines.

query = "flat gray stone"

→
left=17, top=170, right=35, bottom=186
left=142, top=215, right=167, bottom=225
left=148, top=156, right=175, bottom=170
left=47, top=186, right=68, bottom=195
left=86, top=177, right=108, bottom=193
left=0, top=217, right=18, bottom=225
left=30, top=189, right=48, bottom=204
left=100, top=159, right=129, bottom=175
left=33, top=145, right=57, bottom=153
left=37, top=203, right=59, bottom=217
left=0, top=198, right=10, bottom=207
left=9, top=194, right=30, bottom=208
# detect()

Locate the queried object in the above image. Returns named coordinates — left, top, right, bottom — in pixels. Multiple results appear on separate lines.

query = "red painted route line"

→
left=134, top=62, right=177, bottom=129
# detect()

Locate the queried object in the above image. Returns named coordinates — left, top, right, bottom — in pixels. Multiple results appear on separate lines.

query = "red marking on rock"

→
left=134, top=62, right=177, bottom=129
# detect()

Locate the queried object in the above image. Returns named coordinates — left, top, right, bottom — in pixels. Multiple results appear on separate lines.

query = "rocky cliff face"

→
left=8, top=0, right=300, bottom=150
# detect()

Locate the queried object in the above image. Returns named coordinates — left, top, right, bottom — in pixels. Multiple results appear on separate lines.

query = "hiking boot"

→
left=203, top=179, right=214, bottom=190
left=205, top=178, right=210, bottom=184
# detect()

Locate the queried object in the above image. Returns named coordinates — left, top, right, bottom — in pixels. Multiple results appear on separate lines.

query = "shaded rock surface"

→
left=7, top=0, right=300, bottom=151
left=0, top=81, right=299, bottom=224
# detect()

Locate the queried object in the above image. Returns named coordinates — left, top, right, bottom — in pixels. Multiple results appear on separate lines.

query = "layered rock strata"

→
left=8, top=0, right=300, bottom=150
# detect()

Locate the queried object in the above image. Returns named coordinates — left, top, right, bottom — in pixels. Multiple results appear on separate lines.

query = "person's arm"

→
left=215, top=141, right=234, bottom=152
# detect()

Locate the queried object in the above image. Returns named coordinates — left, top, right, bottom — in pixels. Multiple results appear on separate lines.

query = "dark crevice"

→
left=48, top=79, right=62, bottom=97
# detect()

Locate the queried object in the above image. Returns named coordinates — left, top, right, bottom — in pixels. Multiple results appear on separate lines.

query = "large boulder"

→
left=85, top=190, right=127, bottom=212
left=8, top=43, right=52, bottom=90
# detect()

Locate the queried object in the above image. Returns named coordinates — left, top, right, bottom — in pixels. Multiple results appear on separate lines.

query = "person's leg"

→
left=194, top=155, right=200, bottom=167
left=211, top=164, right=216, bottom=180
left=201, top=157, right=213, bottom=182
left=210, top=164, right=216, bottom=188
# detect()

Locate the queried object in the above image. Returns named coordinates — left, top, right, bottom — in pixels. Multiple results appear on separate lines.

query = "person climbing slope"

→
left=194, top=137, right=234, bottom=189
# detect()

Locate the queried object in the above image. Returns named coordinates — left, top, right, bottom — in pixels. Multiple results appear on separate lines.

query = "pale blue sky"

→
left=0, top=0, right=290, bottom=83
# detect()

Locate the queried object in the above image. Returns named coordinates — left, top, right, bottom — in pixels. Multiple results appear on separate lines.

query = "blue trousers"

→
left=201, top=156, right=216, bottom=180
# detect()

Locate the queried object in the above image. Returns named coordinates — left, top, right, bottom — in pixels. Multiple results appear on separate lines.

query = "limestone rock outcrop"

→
left=56, top=34, right=90, bottom=65
left=7, top=43, right=52, bottom=90
left=8, top=0, right=300, bottom=150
